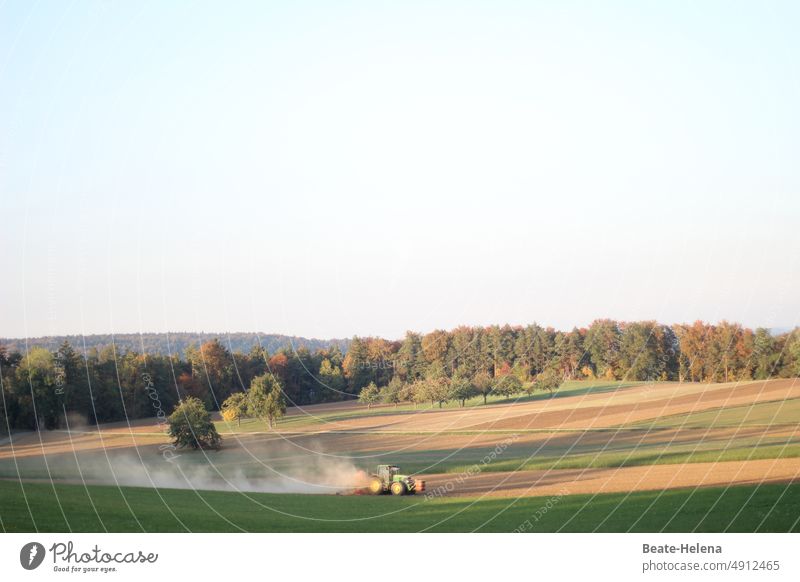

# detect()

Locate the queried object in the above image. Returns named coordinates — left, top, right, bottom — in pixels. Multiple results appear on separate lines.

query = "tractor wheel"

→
left=390, top=481, right=407, bottom=496
left=368, top=476, right=384, bottom=495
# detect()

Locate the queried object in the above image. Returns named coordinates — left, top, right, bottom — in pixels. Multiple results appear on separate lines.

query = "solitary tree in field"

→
left=248, top=373, right=286, bottom=429
left=221, top=392, right=248, bottom=427
left=167, top=397, right=221, bottom=450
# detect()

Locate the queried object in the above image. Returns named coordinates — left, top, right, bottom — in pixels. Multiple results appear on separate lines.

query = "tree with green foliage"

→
left=450, top=372, right=476, bottom=407
left=54, top=340, right=91, bottom=421
left=487, top=325, right=516, bottom=376
left=318, top=357, right=346, bottom=394
left=424, top=362, right=451, bottom=408
left=618, top=321, right=665, bottom=381
left=553, top=328, right=585, bottom=379
left=167, top=397, right=221, bottom=450
left=395, top=332, right=425, bottom=382
left=585, top=319, right=621, bottom=379
left=381, top=377, right=403, bottom=407
left=220, top=392, right=248, bottom=426
left=472, top=371, right=493, bottom=404
left=752, top=328, right=775, bottom=380
left=409, top=379, right=430, bottom=408
left=15, top=347, right=60, bottom=429
left=494, top=374, right=523, bottom=398
left=398, top=380, right=417, bottom=406
left=787, top=331, right=800, bottom=377
left=451, top=326, right=480, bottom=377
left=248, top=373, right=286, bottom=428
left=358, top=382, right=381, bottom=409
left=535, top=367, right=562, bottom=393
left=426, top=378, right=451, bottom=408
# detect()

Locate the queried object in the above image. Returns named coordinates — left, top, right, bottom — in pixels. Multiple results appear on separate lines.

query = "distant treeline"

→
left=0, top=332, right=349, bottom=358
left=1, top=320, right=799, bottom=432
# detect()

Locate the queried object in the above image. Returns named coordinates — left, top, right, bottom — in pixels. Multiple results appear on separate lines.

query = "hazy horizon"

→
left=2, top=1, right=799, bottom=339
left=1, top=321, right=796, bottom=345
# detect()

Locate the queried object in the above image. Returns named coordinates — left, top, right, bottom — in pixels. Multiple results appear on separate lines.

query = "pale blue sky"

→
left=1, top=1, right=799, bottom=340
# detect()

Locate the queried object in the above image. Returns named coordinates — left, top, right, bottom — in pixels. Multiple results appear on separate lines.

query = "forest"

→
left=1, top=320, right=799, bottom=431
left=0, top=332, right=348, bottom=358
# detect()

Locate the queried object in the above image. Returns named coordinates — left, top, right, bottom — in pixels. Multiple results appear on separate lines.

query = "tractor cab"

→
left=377, top=465, right=399, bottom=483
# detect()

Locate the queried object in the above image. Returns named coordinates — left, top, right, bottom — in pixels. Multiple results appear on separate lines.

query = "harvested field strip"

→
left=437, top=443, right=800, bottom=475
left=628, top=398, right=800, bottom=429
left=423, top=458, right=800, bottom=499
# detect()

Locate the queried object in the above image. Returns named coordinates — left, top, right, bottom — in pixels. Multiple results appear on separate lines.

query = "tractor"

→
left=367, top=464, right=425, bottom=495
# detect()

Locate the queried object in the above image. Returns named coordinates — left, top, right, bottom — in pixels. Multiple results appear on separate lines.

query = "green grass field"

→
left=1, top=480, right=798, bottom=532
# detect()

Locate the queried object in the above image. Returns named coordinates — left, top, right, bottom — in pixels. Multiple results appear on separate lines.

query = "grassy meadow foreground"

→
left=1, top=379, right=799, bottom=531
left=1, top=480, right=798, bottom=532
